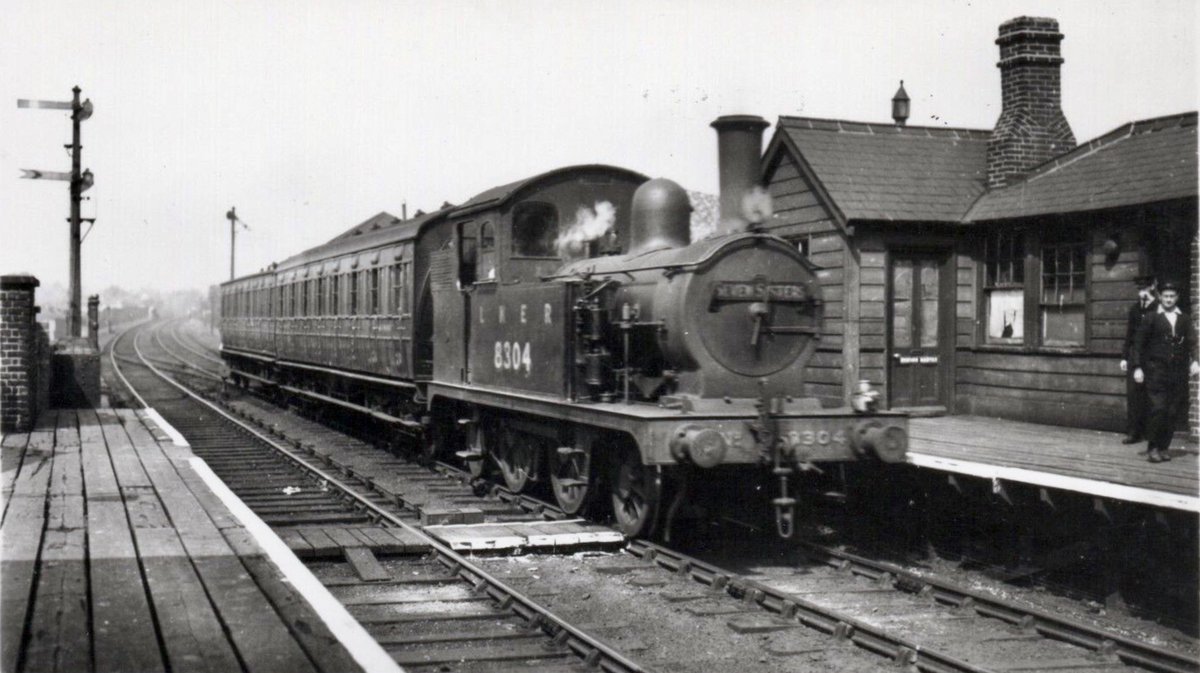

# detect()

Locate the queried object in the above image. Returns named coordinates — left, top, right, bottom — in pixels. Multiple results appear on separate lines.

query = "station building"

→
left=756, top=17, right=1197, bottom=435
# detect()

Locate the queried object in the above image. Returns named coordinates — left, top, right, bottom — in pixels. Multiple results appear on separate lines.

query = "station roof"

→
left=772, top=116, right=991, bottom=224
left=769, top=111, right=1197, bottom=227
left=963, top=112, right=1198, bottom=221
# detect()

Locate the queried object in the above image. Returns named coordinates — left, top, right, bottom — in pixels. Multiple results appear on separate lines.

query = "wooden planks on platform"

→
left=0, top=408, right=367, bottom=673
left=1, top=411, right=58, bottom=673
left=423, top=518, right=625, bottom=552
left=908, top=415, right=1200, bottom=510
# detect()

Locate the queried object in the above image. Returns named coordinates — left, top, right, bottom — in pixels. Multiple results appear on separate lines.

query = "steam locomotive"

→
left=218, top=115, right=908, bottom=538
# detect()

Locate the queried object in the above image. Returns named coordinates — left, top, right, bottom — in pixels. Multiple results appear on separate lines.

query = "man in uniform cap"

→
left=1120, top=275, right=1157, bottom=446
left=1132, top=280, right=1200, bottom=462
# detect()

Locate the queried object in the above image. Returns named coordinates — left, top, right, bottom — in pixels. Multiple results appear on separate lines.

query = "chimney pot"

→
left=892, top=80, right=910, bottom=126
left=986, top=16, right=1076, bottom=188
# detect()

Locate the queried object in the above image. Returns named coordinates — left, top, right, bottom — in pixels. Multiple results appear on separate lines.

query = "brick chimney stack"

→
left=986, top=17, right=1076, bottom=188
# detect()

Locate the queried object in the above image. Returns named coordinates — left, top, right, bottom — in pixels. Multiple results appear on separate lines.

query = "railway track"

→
left=109, top=318, right=1199, bottom=673
left=107, top=320, right=648, bottom=672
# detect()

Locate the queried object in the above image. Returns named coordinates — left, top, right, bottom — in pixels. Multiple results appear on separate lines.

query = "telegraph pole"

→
left=18, top=86, right=94, bottom=338
left=227, top=207, right=238, bottom=280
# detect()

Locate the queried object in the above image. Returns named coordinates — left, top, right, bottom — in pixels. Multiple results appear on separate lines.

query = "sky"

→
left=1, top=0, right=1195, bottom=296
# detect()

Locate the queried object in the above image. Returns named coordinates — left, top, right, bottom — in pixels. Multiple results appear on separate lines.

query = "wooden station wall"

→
left=764, top=152, right=854, bottom=407
left=954, top=201, right=1196, bottom=432
left=765, top=144, right=1195, bottom=433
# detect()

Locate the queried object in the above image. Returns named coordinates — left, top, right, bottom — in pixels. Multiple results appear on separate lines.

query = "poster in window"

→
left=986, top=288, right=1023, bottom=342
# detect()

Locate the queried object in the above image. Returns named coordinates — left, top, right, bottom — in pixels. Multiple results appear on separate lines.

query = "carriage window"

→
left=512, top=202, right=559, bottom=258
left=368, top=268, right=380, bottom=314
left=391, top=263, right=408, bottom=315
left=349, top=272, right=360, bottom=315
left=330, top=274, right=340, bottom=315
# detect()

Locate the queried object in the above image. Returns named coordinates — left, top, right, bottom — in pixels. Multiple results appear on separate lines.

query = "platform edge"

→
left=188, top=456, right=406, bottom=673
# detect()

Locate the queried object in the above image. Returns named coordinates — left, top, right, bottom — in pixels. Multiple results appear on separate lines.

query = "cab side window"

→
left=478, top=221, right=496, bottom=281
left=458, top=221, right=478, bottom=286
left=511, top=202, right=558, bottom=258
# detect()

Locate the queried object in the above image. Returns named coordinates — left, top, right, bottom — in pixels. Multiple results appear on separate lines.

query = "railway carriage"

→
left=219, top=115, right=908, bottom=538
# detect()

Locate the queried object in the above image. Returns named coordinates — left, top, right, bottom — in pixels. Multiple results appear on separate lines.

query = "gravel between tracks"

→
left=477, top=551, right=895, bottom=673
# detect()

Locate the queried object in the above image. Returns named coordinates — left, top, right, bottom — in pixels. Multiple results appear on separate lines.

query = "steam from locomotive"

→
left=555, top=201, right=617, bottom=258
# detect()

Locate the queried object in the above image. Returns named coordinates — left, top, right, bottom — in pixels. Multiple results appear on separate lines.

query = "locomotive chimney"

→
left=711, top=114, right=770, bottom=232
left=628, top=178, right=692, bottom=255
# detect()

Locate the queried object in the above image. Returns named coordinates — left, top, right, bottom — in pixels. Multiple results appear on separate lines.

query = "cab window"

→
left=511, top=202, right=558, bottom=258
left=478, top=221, right=497, bottom=281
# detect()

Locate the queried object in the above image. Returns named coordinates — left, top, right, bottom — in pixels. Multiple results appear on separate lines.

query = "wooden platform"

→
left=423, top=518, right=625, bottom=552
left=0, top=408, right=377, bottom=673
left=907, top=415, right=1200, bottom=512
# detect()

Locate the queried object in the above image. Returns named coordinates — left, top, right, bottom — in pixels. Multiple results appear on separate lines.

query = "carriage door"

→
left=888, top=251, right=950, bottom=409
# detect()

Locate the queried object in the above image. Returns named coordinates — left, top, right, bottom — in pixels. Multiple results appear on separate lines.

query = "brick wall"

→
left=986, top=16, right=1077, bottom=188
left=1, top=273, right=42, bottom=432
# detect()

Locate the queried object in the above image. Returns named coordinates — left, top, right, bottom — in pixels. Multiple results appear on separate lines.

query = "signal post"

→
left=16, top=86, right=100, bottom=407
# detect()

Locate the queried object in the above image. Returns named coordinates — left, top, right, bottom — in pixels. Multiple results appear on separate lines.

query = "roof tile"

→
left=965, top=112, right=1198, bottom=221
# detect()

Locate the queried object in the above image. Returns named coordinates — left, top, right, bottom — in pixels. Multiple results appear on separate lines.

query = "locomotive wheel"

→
left=610, top=445, right=659, bottom=538
left=551, top=433, right=593, bottom=515
left=495, top=430, right=535, bottom=493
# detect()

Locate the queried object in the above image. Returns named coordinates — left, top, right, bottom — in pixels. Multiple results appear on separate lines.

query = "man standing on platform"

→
left=1132, top=281, right=1200, bottom=463
left=1121, top=276, right=1157, bottom=446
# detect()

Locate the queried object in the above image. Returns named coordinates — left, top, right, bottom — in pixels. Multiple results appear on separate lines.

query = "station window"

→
left=512, top=202, right=559, bottom=258
left=983, top=230, right=1024, bottom=344
left=1040, top=231, right=1087, bottom=346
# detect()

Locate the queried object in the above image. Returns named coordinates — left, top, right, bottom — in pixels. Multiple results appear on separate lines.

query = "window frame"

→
left=510, top=201, right=561, bottom=259
left=391, top=262, right=410, bottom=316
left=1038, top=229, right=1089, bottom=348
left=981, top=229, right=1026, bottom=346
left=368, top=267, right=381, bottom=315
left=976, top=225, right=1091, bottom=352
